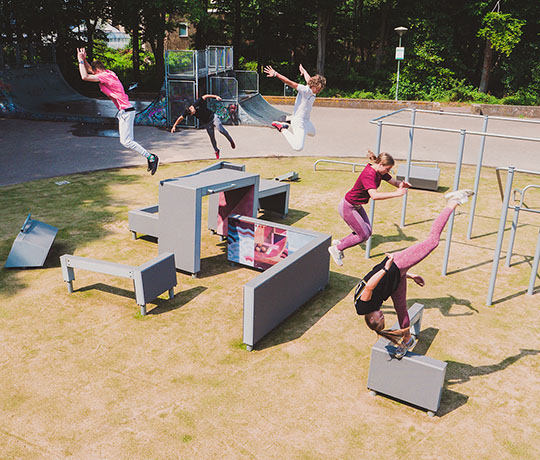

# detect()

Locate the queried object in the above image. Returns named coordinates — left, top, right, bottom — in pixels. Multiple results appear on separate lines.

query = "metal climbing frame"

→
left=368, top=109, right=540, bottom=279
left=164, top=46, right=234, bottom=128
left=487, top=166, right=540, bottom=305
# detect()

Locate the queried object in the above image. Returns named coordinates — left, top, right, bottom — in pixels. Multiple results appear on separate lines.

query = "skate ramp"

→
left=238, top=93, right=289, bottom=126
left=0, top=64, right=148, bottom=123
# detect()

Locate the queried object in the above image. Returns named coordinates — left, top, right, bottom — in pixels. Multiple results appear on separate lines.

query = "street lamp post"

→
left=394, top=26, right=408, bottom=101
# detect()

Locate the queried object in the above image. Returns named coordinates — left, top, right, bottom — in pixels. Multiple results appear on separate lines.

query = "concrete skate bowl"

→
left=0, top=63, right=149, bottom=123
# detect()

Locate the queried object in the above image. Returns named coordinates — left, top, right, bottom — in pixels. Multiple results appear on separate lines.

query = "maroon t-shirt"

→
left=344, top=163, right=392, bottom=206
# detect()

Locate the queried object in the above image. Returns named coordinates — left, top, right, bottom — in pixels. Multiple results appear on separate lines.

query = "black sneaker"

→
left=230, top=139, right=236, bottom=149
left=149, top=155, right=159, bottom=175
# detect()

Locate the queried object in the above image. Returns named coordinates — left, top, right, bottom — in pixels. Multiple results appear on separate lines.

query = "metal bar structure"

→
left=400, top=108, right=417, bottom=227
left=528, top=230, right=540, bottom=296
left=467, top=116, right=489, bottom=239
left=441, top=129, right=467, bottom=276
left=487, top=167, right=516, bottom=306
left=365, top=121, right=384, bottom=258
left=313, top=159, right=364, bottom=173
left=505, top=184, right=540, bottom=267
left=369, top=108, right=540, bottom=276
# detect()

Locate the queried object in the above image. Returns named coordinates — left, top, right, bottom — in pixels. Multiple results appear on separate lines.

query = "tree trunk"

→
left=374, top=1, right=390, bottom=71
left=479, top=39, right=494, bottom=93
left=232, top=0, right=241, bottom=68
left=132, top=9, right=140, bottom=83
left=317, top=9, right=331, bottom=76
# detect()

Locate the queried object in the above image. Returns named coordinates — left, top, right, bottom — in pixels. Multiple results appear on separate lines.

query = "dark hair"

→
left=90, top=60, right=106, bottom=72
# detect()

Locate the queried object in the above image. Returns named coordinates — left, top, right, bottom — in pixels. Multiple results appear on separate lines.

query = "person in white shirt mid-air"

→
left=263, top=64, right=326, bottom=151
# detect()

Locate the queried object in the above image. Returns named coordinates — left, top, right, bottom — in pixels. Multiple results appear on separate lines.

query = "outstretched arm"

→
left=170, top=115, right=185, bottom=133
left=368, top=186, right=408, bottom=201
left=388, top=177, right=412, bottom=189
left=406, top=272, right=425, bottom=287
left=299, top=64, right=311, bottom=83
left=264, top=65, right=299, bottom=90
left=202, top=94, right=223, bottom=101
left=77, top=48, right=99, bottom=82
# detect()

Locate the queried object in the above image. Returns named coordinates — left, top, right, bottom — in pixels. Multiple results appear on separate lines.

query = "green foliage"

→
left=478, top=12, right=526, bottom=57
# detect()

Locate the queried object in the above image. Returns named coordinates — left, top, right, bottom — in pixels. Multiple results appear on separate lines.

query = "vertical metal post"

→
left=165, top=50, right=171, bottom=128
left=395, top=35, right=402, bottom=101
left=366, top=121, right=383, bottom=259
left=467, top=116, right=489, bottom=239
left=505, top=206, right=520, bottom=267
left=441, top=129, right=467, bottom=276
left=528, top=230, right=540, bottom=295
left=400, top=108, right=416, bottom=228
left=487, top=167, right=515, bottom=305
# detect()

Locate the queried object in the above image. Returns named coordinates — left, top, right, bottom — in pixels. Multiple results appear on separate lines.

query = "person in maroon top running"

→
left=76, top=48, right=159, bottom=175
left=328, top=151, right=411, bottom=266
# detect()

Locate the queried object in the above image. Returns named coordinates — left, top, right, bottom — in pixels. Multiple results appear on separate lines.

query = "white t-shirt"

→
left=291, top=84, right=315, bottom=123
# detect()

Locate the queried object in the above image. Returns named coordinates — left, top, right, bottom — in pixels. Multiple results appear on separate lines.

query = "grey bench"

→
left=396, top=163, right=441, bottom=191
left=366, top=303, right=447, bottom=416
left=60, top=252, right=177, bottom=315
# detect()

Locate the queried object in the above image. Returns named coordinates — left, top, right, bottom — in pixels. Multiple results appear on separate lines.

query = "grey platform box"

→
left=396, top=163, right=441, bottom=191
left=367, top=303, right=447, bottom=415
left=60, top=252, right=177, bottom=315
left=227, top=215, right=330, bottom=350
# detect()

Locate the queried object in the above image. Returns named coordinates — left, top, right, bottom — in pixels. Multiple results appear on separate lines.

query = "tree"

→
left=477, top=11, right=525, bottom=93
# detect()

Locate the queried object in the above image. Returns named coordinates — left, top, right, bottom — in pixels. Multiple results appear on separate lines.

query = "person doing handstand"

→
left=170, top=94, right=236, bottom=159
left=354, top=189, right=474, bottom=358
left=328, top=151, right=411, bottom=266
left=76, top=48, right=159, bottom=175
left=263, top=64, right=326, bottom=151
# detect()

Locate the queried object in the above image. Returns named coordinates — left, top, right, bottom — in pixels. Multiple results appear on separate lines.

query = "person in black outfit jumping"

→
left=170, top=94, right=236, bottom=159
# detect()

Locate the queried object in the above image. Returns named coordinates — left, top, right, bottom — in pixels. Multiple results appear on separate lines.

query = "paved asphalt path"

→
left=1, top=105, right=540, bottom=187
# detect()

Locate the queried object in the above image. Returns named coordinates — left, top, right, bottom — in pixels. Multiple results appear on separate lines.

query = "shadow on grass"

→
left=445, top=348, right=540, bottom=386
left=255, top=271, right=359, bottom=351
left=0, top=170, right=144, bottom=297
left=367, top=223, right=417, bottom=254
left=405, top=295, right=479, bottom=317
left=148, top=286, right=207, bottom=315
left=437, top=349, right=540, bottom=416
left=74, top=283, right=206, bottom=315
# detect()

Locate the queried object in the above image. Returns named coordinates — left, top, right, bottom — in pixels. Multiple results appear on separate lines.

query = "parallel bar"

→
left=528, top=230, right=540, bottom=296
left=366, top=121, right=383, bottom=259
left=400, top=108, right=416, bottom=228
left=441, top=129, right=466, bottom=276
left=487, top=167, right=515, bottom=305
left=467, top=116, right=489, bottom=239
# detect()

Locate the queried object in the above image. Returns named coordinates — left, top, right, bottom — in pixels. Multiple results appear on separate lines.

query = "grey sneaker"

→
left=328, top=244, right=344, bottom=266
left=445, top=189, right=474, bottom=205
left=394, top=335, right=417, bottom=359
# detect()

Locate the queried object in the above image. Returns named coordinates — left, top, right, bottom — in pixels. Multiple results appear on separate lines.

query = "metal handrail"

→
left=313, top=159, right=364, bottom=172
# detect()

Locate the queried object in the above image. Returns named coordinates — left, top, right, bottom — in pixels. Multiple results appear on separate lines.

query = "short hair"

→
left=90, top=60, right=106, bottom=72
left=308, top=74, right=326, bottom=90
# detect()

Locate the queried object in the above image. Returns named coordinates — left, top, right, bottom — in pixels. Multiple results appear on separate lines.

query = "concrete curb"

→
left=262, top=95, right=540, bottom=118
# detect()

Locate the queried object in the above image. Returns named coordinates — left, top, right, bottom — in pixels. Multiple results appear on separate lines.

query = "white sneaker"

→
left=332, top=239, right=344, bottom=259
left=445, top=189, right=474, bottom=205
left=328, top=244, right=344, bottom=266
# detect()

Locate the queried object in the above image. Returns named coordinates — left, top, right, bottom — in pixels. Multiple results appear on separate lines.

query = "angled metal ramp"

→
left=5, top=214, right=58, bottom=268
left=238, top=93, right=289, bottom=126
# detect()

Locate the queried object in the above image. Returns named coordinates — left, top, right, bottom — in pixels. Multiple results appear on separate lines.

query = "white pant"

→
left=281, top=117, right=316, bottom=151
left=117, top=109, right=151, bottom=159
